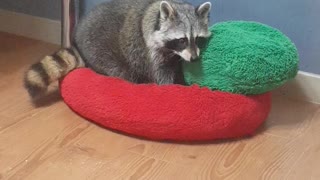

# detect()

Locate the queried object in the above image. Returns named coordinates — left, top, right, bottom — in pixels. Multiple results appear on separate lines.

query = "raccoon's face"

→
left=157, top=1, right=212, bottom=62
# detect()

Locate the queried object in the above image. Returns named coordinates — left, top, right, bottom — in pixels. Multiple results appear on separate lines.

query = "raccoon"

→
left=24, top=0, right=212, bottom=99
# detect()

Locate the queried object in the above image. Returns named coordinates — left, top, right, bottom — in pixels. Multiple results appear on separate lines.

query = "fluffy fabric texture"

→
left=61, top=68, right=272, bottom=141
left=183, top=21, right=299, bottom=95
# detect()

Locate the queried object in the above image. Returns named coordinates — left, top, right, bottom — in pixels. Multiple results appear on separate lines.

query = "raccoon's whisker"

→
left=168, top=53, right=176, bottom=58
left=169, top=51, right=178, bottom=57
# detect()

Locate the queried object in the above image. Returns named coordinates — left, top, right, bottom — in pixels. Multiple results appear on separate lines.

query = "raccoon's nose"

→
left=190, top=54, right=199, bottom=62
left=189, top=48, right=199, bottom=62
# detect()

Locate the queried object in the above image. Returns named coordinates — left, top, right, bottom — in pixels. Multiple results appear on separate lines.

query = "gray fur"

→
left=74, top=0, right=211, bottom=84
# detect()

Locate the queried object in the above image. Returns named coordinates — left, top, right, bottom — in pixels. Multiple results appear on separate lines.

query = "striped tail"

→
left=24, top=48, right=84, bottom=99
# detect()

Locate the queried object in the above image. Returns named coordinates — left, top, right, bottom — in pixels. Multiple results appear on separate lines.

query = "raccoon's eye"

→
left=178, top=38, right=188, bottom=45
left=196, top=37, right=208, bottom=48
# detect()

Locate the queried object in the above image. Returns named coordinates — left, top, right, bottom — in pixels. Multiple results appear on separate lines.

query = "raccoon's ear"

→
left=160, top=1, right=176, bottom=20
left=196, top=2, right=212, bottom=19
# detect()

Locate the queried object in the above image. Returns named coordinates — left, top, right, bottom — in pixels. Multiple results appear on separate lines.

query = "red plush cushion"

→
left=60, top=68, right=271, bottom=141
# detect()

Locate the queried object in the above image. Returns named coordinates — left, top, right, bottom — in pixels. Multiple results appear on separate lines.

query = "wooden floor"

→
left=0, top=32, right=319, bottom=180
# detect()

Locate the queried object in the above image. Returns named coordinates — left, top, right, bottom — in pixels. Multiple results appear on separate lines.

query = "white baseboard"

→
left=0, top=9, right=61, bottom=45
left=273, top=71, right=320, bottom=104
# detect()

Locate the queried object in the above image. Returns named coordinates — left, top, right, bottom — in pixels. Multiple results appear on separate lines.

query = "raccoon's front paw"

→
left=174, top=78, right=186, bottom=85
left=174, top=71, right=186, bottom=85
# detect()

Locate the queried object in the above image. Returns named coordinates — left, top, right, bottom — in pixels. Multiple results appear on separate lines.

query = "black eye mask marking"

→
left=195, top=36, right=208, bottom=49
left=165, top=37, right=188, bottom=52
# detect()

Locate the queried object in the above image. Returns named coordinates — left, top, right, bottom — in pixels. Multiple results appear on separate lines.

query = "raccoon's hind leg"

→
left=24, top=48, right=84, bottom=100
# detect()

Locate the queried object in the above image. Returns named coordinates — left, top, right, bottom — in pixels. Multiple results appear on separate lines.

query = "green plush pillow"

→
left=183, top=21, right=299, bottom=95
